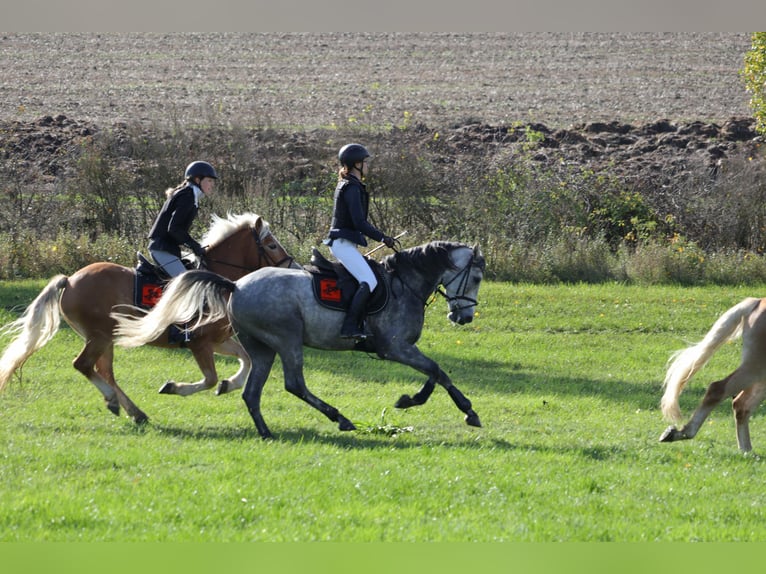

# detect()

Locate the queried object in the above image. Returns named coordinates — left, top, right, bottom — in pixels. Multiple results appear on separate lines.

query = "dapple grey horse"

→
left=113, top=241, right=485, bottom=438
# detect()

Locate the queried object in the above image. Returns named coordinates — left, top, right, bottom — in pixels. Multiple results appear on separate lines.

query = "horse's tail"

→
left=0, top=275, right=68, bottom=391
left=112, top=270, right=236, bottom=348
left=661, top=297, right=761, bottom=422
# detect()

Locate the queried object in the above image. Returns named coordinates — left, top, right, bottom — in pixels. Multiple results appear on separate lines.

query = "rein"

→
left=203, top=227, right=295, bottom=272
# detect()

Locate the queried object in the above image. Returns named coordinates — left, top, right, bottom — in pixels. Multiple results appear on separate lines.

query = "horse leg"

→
left=381, top=343, right=481, bottom=427
left=659, top=368, right=757, bottom=447
left=72, top=340, right=120, bottom=415
left=158, top=339, right=218, bottom=397
left=732, top=382, right=766, bottom=453
left=280, top=346, right=356, bottom=433
left=215, top=338, right=252, bottom=395
left=72, top=340, right=148, bottom=423
left=94, top=349, right=148, bottom=423
left=239, top=336, right=278, bottom=439
left=394, top=377, right=436, bottom=408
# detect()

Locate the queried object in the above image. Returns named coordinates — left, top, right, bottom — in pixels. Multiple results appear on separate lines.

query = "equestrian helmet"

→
left=338, top=143, right=370, bottom=168
left=185, top=161, right=218, bottom=180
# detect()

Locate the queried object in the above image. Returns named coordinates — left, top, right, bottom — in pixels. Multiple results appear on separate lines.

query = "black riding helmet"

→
left=185, top=161, right=218, bottom=181
left=338, top=143, right=370, bottom=168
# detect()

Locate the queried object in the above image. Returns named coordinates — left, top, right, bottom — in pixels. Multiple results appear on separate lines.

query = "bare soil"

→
left=0, top=32, right=762, bottom=188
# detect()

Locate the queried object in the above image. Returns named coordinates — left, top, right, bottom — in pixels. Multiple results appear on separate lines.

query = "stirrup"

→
left=340, top=329, right=367, bottom=340
left=340, top=321, right=368, bottom=340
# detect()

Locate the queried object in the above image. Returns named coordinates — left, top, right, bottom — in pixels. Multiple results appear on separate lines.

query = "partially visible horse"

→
left=113, top=241, right=485, bottom=439
left=659, top=297, right=766, bottom=452
left=0, top=212, right=300, bottom=423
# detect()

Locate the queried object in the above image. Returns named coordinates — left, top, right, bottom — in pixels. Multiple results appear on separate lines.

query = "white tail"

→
left=0, top=275, right=68, bottom=390
left=661, top=297, right=760, bottom=422
left=112, top=270, right=234, bottom=348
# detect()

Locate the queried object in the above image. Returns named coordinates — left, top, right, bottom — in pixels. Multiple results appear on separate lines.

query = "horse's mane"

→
left=201, top=213, right=269, bottom=247
left=382, top=241, right=462, bottom=276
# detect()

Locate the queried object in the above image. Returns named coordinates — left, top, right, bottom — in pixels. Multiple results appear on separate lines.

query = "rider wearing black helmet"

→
left=325, top=143, right=395, bottom=339
left=148, top=160, right=218, bottom=278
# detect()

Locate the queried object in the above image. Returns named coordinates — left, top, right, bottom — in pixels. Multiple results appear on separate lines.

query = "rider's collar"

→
left=190, top=184, right=203, bottom=207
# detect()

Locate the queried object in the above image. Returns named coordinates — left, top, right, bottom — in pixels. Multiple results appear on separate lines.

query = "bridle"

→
left=202, top=226, right=295, bottom=272
left=435, top=249, right=481, bottom=312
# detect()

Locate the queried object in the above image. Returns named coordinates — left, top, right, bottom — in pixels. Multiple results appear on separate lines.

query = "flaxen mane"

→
left=201, top=213, right=268, bottom=247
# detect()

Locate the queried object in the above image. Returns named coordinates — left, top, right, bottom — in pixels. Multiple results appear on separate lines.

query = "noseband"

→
left=436, top=251, right=480, bottom=312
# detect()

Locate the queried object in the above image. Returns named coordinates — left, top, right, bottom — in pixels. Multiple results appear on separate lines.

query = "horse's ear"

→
left=472, top=243, right=482, bottom=256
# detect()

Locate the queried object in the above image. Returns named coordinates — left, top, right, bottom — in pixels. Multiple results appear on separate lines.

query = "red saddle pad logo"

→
left=141, top=284, right=164, bottom=308
left=319, top=278, right=342, bottom=302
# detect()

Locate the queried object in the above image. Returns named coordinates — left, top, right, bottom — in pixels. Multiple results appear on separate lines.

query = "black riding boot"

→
left=341, top=282, right=371, bottom=339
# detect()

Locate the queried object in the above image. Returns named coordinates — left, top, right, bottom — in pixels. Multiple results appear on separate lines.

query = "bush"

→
left=743, top=32, right=766, bottom=136
left=1, top=119, right=766, bottom=285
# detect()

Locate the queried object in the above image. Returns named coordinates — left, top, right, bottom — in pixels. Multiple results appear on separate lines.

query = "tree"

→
left=742, top=32, right=766, bottom=136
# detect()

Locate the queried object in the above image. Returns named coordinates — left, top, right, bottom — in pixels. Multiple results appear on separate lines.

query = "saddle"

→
left=306, top=247, right=388, bottom=315
left=134, top=252, right=195, bottom=345
left=134, top=252, right=200, bottom=308
left=134, top=252, right=169, bottom=309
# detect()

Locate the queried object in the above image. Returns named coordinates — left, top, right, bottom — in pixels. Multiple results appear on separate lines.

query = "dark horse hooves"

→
left=395, top=394, right=417, bottom=409
left=659, top=425, right=687, bottom=443
left=338, top=417, right=357, bottom=432
left=158, top=381, right=175, bottom=395
left=216, top=380, right=230, bottom=395
left=465, top=412, right=482, bottom=428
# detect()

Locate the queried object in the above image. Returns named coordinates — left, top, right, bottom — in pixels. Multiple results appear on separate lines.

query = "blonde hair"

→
left=337, top=166, right=350, bottom=182
left=164, top=181, right=189, bottom=198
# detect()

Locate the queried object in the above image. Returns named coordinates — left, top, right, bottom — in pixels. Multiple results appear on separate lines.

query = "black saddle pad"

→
left=306, top=248, right=388, bottom=314
left=134, top=252, right=167, bottom=309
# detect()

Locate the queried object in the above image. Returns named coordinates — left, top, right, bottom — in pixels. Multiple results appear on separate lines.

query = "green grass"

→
left=1, top=280, right=766, bottom=541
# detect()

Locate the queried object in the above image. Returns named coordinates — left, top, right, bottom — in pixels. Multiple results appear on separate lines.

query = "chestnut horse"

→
left=0, top=212, right=300, bottom=423
left=659, top=297, right=766, bottom=452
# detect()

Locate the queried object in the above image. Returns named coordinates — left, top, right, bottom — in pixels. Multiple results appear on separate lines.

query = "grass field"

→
left=1, top=279, right=765, bottom=541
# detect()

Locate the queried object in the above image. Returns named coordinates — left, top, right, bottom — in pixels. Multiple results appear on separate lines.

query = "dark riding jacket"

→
left=148, top=185, right=205, bottom=257
left=326, top=174, right=385, bottom=247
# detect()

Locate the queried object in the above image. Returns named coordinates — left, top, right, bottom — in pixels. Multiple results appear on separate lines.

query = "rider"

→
left=324, top=143, right=395, bottom=339
left=148, top=161, right=217, bottom=278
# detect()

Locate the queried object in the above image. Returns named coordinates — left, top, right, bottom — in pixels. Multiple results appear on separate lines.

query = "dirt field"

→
left=0, top=32, right=754, bottom=128
left=0, top=32, right=762, bottom=197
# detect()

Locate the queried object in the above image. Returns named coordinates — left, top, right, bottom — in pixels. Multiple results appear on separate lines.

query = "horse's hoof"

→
left=395, top=395, right=415, bottom=409
left=134, top=413, right=149, bottom=425
left=659, top=425, right=682, bottom=443
left=107, top=404, right=120, bottom=417
left=216, top=380, right=230, bottom=395
left=465, top=412, right=482, bottom=427
left=158, top=381, right=175, bottom=395
left=338, top=417, right=357, bottom=432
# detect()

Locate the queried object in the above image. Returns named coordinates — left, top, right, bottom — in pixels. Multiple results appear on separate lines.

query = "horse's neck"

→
left=392, top=258, right=445, bottom=300
left=205, top=229, right=253, bottom=281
